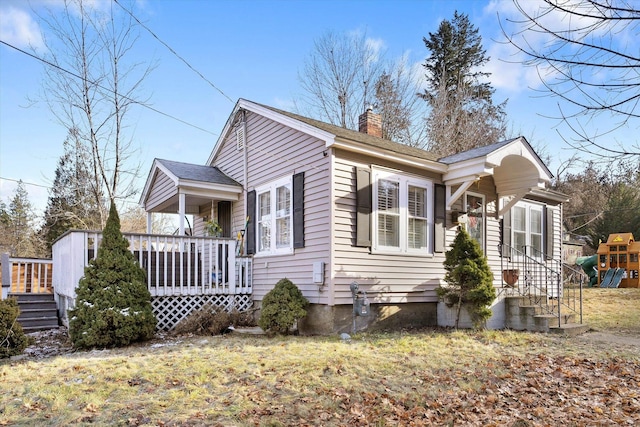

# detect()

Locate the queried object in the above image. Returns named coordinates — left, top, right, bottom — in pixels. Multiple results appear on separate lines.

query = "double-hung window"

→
left=256, top=176, right=292, bottom=255
left=373, top=168, right=432, bottom=254
left=512, top=202, right=543, bottom=257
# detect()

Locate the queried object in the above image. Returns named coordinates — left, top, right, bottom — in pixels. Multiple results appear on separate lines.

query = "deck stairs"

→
left=500, top=245, right=589, bottom=336
left=8, top=293, right=59, bottom=332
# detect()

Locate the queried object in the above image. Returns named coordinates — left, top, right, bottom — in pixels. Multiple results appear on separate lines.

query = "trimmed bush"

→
left=0, top=298, right=33, bottom=358
left=69, top=202, right=156, bottom=349
left=258, top=278, right=309, bottom=335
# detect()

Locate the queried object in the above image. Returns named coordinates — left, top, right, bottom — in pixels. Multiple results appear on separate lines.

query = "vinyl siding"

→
left=212, top=111, right=331, bottom=303
left=146, top=171, right=176, bottom=211
left=332, top=149, right=446, bottom=305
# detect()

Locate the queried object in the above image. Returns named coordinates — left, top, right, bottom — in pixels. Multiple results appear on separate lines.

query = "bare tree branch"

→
left=501, top=0, right=640, bottom=162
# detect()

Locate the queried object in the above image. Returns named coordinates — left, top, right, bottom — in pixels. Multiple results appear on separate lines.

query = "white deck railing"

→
left=53, top=230, right=252, bottom=300
left=1, top=253, right=54, bottom=299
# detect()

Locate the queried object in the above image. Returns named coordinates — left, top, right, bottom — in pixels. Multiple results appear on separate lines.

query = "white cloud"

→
left=0, top=6, right=44, bottom=50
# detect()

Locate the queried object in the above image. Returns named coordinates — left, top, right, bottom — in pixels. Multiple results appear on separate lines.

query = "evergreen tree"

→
left=0, top=200, right=10, bottom=255
left=586, top=182, right=640, bottom=249
left=42, top=130, right=103, bottom=254
left=437, top=228, right=495, bottom=329
left=69, top=202, right=156, bottom=349
left=423, top=11, right=491, bottom=102
left=421, top=11, right=507, bottom=156
left=0, top=181, right=43, bottom=257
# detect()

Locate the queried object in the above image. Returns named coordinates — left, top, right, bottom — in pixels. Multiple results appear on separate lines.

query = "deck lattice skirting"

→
left=152, top=294, right=252, bottom=330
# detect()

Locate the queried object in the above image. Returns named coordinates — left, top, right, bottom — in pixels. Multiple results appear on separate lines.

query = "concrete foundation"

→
left=298, top=302, right=438, bottom=335
left=436, top=295, right=506, bottom=330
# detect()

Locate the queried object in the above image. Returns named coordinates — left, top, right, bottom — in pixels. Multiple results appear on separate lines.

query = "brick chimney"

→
left=358, top=106, right=382, bottom=138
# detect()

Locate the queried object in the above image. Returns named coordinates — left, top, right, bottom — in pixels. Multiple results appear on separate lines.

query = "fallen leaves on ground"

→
left=236, top=353, right=639, bottom=426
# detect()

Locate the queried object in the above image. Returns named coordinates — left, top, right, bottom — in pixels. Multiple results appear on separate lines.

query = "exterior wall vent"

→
left=236, top=123, right=246, bottom=151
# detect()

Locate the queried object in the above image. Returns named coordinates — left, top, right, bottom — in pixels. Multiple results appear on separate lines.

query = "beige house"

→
left=138, top=99, right=578, bottom=333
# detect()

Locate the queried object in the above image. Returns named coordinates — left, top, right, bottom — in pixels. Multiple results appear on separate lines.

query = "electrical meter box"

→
left=355, top=296, right=370, bottom=316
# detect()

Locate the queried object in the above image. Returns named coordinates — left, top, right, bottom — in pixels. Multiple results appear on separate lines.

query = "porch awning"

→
left=439, top=137, right=557, bottom=214
left=139, top=158, right=243, bottom=214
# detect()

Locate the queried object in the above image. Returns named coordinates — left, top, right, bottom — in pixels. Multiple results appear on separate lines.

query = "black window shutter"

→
left=246, top=190, right=256, bottom=255
left=293, top=172, right=305, bottom=248
left=434, top=184, right=446, bottom=253
left=545, top=206, right=555, bottom=260
left=501, top=209, right=512, bottom=257
left=355, top=167, right=371, bottom=247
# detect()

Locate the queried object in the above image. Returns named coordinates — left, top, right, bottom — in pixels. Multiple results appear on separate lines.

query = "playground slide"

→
left=600, top=268, right=616, bottom=287
left=609, top=268, right=625, bottom=288
left=576, top=255, right=598, bottom=287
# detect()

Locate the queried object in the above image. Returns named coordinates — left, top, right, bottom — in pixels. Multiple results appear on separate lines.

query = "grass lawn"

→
left=1, top=289, right=638, bottom=426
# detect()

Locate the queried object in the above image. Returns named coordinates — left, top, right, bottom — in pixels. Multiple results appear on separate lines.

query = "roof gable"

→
left=139, top=158, right=241, bottom=208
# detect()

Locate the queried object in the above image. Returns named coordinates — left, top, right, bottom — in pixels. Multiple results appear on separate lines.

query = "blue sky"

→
left=0, top=0, right=617, bottom=216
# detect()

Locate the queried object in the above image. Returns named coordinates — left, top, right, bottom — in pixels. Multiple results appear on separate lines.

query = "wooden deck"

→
left=1, top=254, right=53, bottom=299
left=53, top=231, right=252, bottom=299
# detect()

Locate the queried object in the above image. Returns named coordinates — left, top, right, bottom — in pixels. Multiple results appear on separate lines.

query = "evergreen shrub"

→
left=0, top=298, right=33, bottom=358
left=437, top=227, right=496, bottom=329
left=258, top=278, right=309, bottom=335
left=68, top=203, right=156, bottom=349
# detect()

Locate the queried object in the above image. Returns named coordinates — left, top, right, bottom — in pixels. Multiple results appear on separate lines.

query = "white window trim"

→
left=372, top=167, right=433, bottom=255
left=512, top=200, right=544, bottom=259
left=255, top=175, right=293, bottom=256
left=464, top=191, right=485, bottom=253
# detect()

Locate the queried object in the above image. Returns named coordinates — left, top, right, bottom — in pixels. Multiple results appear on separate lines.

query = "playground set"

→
left=576, top=233, right=640, bottom=288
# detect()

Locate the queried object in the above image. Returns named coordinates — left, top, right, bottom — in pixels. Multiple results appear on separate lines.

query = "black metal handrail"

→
left=499, top=244, right=582, bottom=327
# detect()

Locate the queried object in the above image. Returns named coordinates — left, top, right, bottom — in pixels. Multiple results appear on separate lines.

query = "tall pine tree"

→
left=422, top=11, right=506, bottom=156
left=0, top=182, right=43, bottom=257
left=42, top=129, right=103, bottom=254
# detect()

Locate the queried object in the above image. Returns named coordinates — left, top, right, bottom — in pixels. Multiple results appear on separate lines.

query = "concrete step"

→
left=548, top=323, right=590, bottom=336
left=534, top=313, right=576, bottom=329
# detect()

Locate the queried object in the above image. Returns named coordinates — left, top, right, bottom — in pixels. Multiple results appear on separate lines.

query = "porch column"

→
left=146, top=212, right=152, bottom=234
left=178, top=193, right=186, bottom=236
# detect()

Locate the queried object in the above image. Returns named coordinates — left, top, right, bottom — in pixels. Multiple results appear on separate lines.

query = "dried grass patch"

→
left=582, top=287, right=640, bottom=335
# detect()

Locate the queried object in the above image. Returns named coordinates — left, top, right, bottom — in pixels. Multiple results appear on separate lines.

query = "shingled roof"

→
left=156, top=159, right=241, bottom=187
left=256, top=102, right=440, bottom=163
left=437, top=138, right=519, bottom=164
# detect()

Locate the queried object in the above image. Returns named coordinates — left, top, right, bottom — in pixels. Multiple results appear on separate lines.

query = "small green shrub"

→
left=0, top=298, right=33, bottom=358
left=173, top=304, right=255, bottom=335
left=69, top=203, right=156, bottom=349
left=258, top=278, right=309, bottom=335
left=437, top=227, right=495, bottom=329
